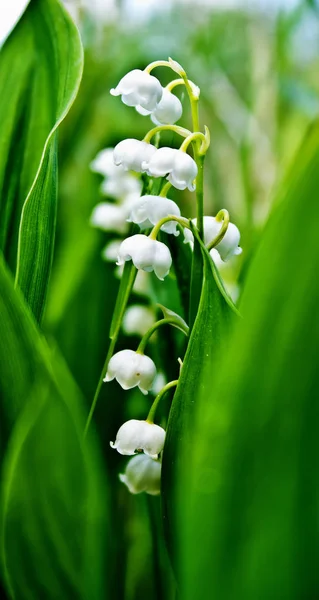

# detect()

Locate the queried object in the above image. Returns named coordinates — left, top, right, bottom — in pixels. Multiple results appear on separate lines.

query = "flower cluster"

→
left=88, top=59, right=244, bottom=496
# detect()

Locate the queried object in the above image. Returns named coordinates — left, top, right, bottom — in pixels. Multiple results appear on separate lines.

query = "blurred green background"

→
left=37, top=0, right=319, bottom=597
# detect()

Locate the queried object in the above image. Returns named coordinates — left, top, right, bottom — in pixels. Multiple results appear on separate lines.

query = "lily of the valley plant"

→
left=86, top=58, right=242, bottom=496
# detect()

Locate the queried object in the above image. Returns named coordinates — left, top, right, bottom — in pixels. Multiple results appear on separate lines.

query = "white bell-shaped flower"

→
left=122, top=305, right=155, bottom=336
left=90, top=203, right=128, bottom=234
left=110, top=69, right=163, bottom=112
left=143, top=148, right=198, bottom=191
left=119, top=454, right=161, bottom=495
left=128, top=195, right=181, bottom=236
left=150, top=88, right=183, bottom=125
left=117, top=234, right=172, bottom=280
left=184, top=216, right=242, bottom=262
left=110, top=419, right=166, bottom=459
left=167, top=151, right=198, bottom=191
left=104, top=349, right=156, bottom=394
left=114, top=139, right=157, bottom=173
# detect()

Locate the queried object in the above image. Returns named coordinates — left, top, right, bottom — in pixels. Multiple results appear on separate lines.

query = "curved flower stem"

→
left=143, top=124, right=191, bottom=144
left=144, top=60, right=173, bottom=73
left=149, top=215, right=191, bottom=240
left=147, top=380, right=179, bottom=423
left=182, top=126, right=210, bottom=155
left=159, top=181, right=172, bottom=197
left=166, top=78, right=198, bottom=92
left=137, top=318, right=189, bottom=354
left=206, top=210, right=230, bottom=251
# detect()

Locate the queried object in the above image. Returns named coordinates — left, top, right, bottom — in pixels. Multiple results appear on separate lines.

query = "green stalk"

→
left=83, top=262, right=137, bottom=438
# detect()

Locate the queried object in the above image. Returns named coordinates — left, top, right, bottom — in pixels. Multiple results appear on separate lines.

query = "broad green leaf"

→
left=0, top=257, right=108, bottom=599
left=161, top=246, right=236, bottom=565
left=181, top=124, right=319, bottom=599
left=0, top=0, right=83, bottom=322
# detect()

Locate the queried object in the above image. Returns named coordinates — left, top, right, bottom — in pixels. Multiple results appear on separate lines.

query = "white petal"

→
left=153, top=241, right=172, bottom=280
left=168, top=151, right=198, bottom=191
left=142, top=147, right=178, bottom=177
left=150, top=89, right=183, bottom=126
left=119, top=454, right=161, bottom=495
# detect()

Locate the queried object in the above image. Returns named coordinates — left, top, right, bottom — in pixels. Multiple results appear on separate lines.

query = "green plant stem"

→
left=83, top=262, right=137, bottom=438
left=147, top=380, right=179, bottom=423
left=137, top=319, right=188, bottom=354
left=159, top=181, right=172, bottom=197
left=144, top=124, right=191, bottom=144
left=206, top=210, right=230, bottom=251
left=149, top=215, right=191, bottom=240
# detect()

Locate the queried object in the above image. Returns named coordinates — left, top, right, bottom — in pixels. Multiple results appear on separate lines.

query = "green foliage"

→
left=181, top=124, right=319, bottom=599
left=0, top=0, right=83, bottom=322
left=0, top=0, right=318, bottom=598
left=162, top=246, right=236, bottom=564
left=0, top=257, right=108, bottom=600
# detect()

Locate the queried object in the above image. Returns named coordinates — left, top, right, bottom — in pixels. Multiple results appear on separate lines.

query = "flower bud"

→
left=119, top=454, right=161, bottom=495
left=90, top=203, right=128, bottom=234
left=150, top=88, right=182, bottom=125
left=122, top=305, right=155, bottom=336
left=110, top=69, right=163, bottom=112
left=143, top=148, right=198, bottom=191
left=117, top=234, right=172, bottom=280
left=104, top=349, right=156, bottom=394
left=184, top=216, right=242, bottom=261
left=114, top=139, right=157, bottom=173
left=128, top=195, right=181, bottom=235
left=110, top=419, right=166, bottom=459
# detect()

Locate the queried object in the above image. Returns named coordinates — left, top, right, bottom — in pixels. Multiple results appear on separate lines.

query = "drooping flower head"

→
left=149, top=88, right=183, bottom=125
left=110, top=419, right=166, bottom=459
left=128, top=195, right=181, bottom=235
left=117, top=234, right=172, bottom=280
left=119, top=454, right=161, bottom=495
left=104, top=349, right=156, bottom=394
left=113, top=139, right=157, bottom=173
left=143, top=148, right=198, bottom=191
left=110, top=69, right=163, bottom=112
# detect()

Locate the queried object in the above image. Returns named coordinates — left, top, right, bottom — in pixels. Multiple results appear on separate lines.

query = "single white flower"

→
left=117, top=234, right=172, bottom=280
left=122, top=305, right=155, bottom=336
left=102, top=239, right=123, bottom=262
left=143, top=148, right=198, bottom=191
left=90, top=203, right=128, bottom=234
left=114, top=139, right=157, bottom=173
left=110, top=419, right=166, bottom=459
left=119, top=454, right=161, bottom=495
left=184, top=216, right=242, bottom=262
left=128, top=195, right=181, bottom=235
left=104, top=349, right=156, bottom=394
left=110, top=69, right=163, bottom=112
left=148, top=88, right=182, bottom=125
